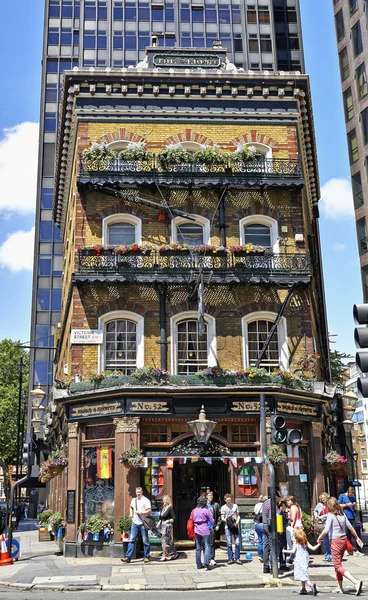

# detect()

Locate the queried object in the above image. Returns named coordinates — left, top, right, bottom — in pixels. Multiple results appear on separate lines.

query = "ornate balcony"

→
left=78, top=155, right=303, bottom=188
left=76, top=250, right=311, bottom=284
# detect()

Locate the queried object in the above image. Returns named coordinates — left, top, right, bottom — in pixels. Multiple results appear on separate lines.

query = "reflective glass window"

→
left=350, top=0, right=358, bottom=15
left=54, top=224, right=62, bottom=242
left=260, top=34, right=272, bottom=53
left=352, top=172, right=364, bottom=209
left=125, top=32, right=136, bottom=49
left=34, top=362, right=48, bottom=385
left=84, top=31, right=96, bottom=49
left=181, top=3, right=190, bottom=22
left=37, top=290, right=50, bottom=311
left=348, top=129, right=359, bottom=164
left=234, top=34, right=242, bottom=52
left=61, top=28, right=72, bottom=45
left=125, top=2, right=137, bottom=19
left=206, top=33, right=216, bottom=47
left=108, top=223, right=135, bottom=245
left=205, top=4, right=217, bottom=22
left=98, top=1, right=107, bottom=19
left=258, top=8, right=270, bottom=23
left=52, top=290, right=62, bottom=311
left=247, top=6, right=257, bottom=23
left=339, top=47, right=349, bottom=81
left=62, top=1, right=73, bottom=17
left=138, top=2, right=150, bottom=20
left=181, top=32, right=191, bottom=47
left=362, top=107, right=368, bottom=145
left=152, top=6, right=164, bottom=20
left=44, top=113, right=56, bottom=131
left=219, top=4, right=230, bottom=23
left=232, top=6, right=241, bottom=23
left=335, top=8, right=345, bottom=42
left=74, top=31, right=79, bottom=46
left=244, top=224, right=271, bottom=247
left=343, top=87, right=354, bottom=122
left=192, top=7, right=203, bottom=22
left=193, top=34, right=204, bottom=47
left=352, top=21, right=363, bottom=57
left=114, top=2, right=123, bottom=19
left=249, top=34, right=259, bottom=53
left=48, top=28, right=59, bottom=45
left=177, top=320, right=208, bottom=374
left=40, top=222, right=53, bottom=241
left=97, top=30, right=107, bottom=49
left=41, top=189, right=53, bottom=208
left=165, top=36, right=175, bottom=47
left=139, top=35, right=150, bottom=50
left=49, top=1, right=61, bottom=18
left=166, top=3, right=174, bottom=21
left=248, top=320, right=279, bottom=370
left=113, top=31, right=123, bottom=49
left=75, top=1, right=80, bottom=18
left=39, top=258, right=52, bottom=276
left=46, top=59, right=58, bottom=73
left=45, top=83, right=58, bottom=103
left=35, top=325, right=50, bottom=347
left=177, top=223, right=204, bottom=245
left=105, top=319, right=137, bottom=373
left=289, top=34, right=300, bottom=50
left=53, top=256, right=63, bottom=274
left=85, top=1, right=97, bottom=19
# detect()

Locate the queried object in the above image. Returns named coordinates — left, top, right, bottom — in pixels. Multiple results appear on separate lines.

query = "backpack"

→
left=187, top=511, right=195, bottom=540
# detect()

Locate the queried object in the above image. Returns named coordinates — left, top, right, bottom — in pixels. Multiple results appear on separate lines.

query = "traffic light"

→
left=271, top=415, right=287, bottom=444
left=354, top=303, right=368, bottom=397
left=22, top=442, right=34, bottom=467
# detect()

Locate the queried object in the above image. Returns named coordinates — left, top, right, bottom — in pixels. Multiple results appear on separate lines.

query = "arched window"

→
left=171, top=312, right=216, bottom=375
left=245, top=142, right=272, bottom=160
left=240, top=215, right=279, bottom=253
left=172, top=215, right=210, bottom=246
left=238, top=465, right=258, bottom=496
left=99, top=310, right=144, bottom=373
left=242, top=311, right=288, bottom=371
left=102, top=214, right=142, bottom=246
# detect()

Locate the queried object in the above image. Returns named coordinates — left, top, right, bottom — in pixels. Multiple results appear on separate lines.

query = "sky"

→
left=0, top=0, right=361, bottom=357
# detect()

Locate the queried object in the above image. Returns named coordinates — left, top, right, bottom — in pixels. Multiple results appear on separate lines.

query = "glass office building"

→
left=30, top=0, right=305, bottom=400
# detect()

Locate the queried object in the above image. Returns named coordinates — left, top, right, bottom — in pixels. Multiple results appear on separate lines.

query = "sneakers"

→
left=344, top=550, right=350, bottom=557
left=228, top=559, right=235, bottom=565
left=204, top=564, right=212, bottom=570
left=121, top=557, right=131, bottom=563
left=210, top=559, right=216, bottom=566
left=299, top=590, right=308, bottom=596
left=354, top=550, right=364, bottom=557
left=312, top=583, right=318, bottom=596
left=235, top=559, right=242, bottom=565
left=356, top=581, right=363, bottom=596
left=160, top=556, right=166, bottom=561
left=144, top=558, right=150, bottom=563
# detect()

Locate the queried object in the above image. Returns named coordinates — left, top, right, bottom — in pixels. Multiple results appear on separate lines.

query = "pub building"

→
left=47, top=44, right=331, bottom=557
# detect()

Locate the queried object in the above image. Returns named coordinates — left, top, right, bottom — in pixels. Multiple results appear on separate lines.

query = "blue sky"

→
left=0, top=0, right=361, bottom=357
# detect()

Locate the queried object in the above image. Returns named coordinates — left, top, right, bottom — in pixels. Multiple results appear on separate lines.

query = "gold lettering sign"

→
left=153, top=53, right=221, bottom=68
left=130, top=401, right=169, bottom=412
left=70, top=402, right=122, bottom=418
left=278, top=402, right=318, bottom=417
left=232, top=401, right=260, bottom=411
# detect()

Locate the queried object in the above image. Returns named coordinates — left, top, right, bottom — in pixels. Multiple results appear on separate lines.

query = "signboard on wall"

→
left=69, top=400, right=124, bottom=420
left=67, top=490, right=75, bottom=523
left=240, top=517, right=258, bottom=551
left=71, top=329, right=103, bottom=344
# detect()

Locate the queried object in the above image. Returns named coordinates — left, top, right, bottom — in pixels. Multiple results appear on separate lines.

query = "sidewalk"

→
left=0, top=520, right=367, bottom=592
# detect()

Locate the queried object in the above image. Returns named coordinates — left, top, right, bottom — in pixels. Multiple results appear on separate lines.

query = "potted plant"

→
left=119, top=141, right=153, bottom=163
left=85, top=514, right=106, bottom=541
left=158, top=243, right=190, bottom=256
left=157, top=144, right=194, bottom=171
left=117, top=515, right=133, bottom=542
left=82, top=142, right=115, bottom=170
left=228, top=243, right=268, bottom=256
left=116, top=243, right=152, bottom=257
left=193, top=145, right=228, bottom=169
left=322, top=451, right=348, bottom=477
left=191, top=244, right=227, bottom=256
left=37, top=509, right=53, bottom=542
left=118, top=446, right=144, bottom=468
left=266, top=444, right=287, bottom=467
left=230, top=143, right=262, bottom=165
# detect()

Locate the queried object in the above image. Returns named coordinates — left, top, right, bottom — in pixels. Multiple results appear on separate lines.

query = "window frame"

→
left=170, top=311, right=216, bottom=375
left=98, top=310, right=144, bottom=373
left=102, top=213, right=142, bottom=245
left=239, top=215, right=279, bottom=253
left=172, top=214, right=210, bottom=245
left=242, top=311, right=288, bottom=370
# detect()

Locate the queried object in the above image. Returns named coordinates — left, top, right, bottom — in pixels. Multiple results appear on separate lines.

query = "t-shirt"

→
left=338, top=493, right=356, bottom=520
left=221, top=503, right=239, bottom=527
left=322, top=513, right=354, bottom=540
left=130, top=495, right=151, bottom=525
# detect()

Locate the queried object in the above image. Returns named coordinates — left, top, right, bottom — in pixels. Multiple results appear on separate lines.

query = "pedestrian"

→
left=262, top=488, right=281, bottom=574
left=206, top=490, right=221, bottom=566
left=286, top=495, right=303, bottom=564
left=284, top=529, right=320, bottom=595
left=253, top=495, right=266, bottom=563
left=38, top=502, right=45, bottom=514
left=338, top=486, right=364, bottom=557
left=277, top=499, right=288, bottom=570
left=191, top=496, right=214, bottom=570
left=316, top=496, right=363, bottom=596
left=221, top=493, right=241, bottom=565
left=24, top=502, right=29, bottom=520
left=158, top=495, right=178, bottom=561
left=121, top=486, right=152, bottom=564
left=313, top=492, right=331, bottom=562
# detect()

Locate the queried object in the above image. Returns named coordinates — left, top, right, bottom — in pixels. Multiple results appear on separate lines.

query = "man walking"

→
left=221, top=493, right=241, bottom=565
left=206, top=490, right=221, bottom=566
left=338, top=486, right=364, bottom=557
left=122, top=486, right=152, bottom=563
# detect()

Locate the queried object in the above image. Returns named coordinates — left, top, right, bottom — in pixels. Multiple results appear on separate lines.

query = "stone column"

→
left=113, top=417, right=140, bottom=545
left=311, top=422, right=325, bottom=508
left=65, top=422, right=79, bottom=544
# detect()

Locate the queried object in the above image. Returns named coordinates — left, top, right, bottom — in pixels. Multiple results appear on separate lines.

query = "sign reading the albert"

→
left=153, top=53, right=221, bottom=68
left=71, top=329, right=103, bottom=344
left=69, top=400, right=123, bottom=419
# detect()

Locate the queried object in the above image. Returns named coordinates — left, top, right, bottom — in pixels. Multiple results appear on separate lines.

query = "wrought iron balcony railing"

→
left=78, top=155, right=302, bottom=181
left=77, top=250, right=311, bottom=280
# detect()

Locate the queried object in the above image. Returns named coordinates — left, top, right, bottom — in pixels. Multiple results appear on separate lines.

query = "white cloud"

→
left=0, top=122, right=39, bottom=214
left=320, top=178, right=354, bottom=220
left=0, top=228, right=35, bottom=271
left=333, top=242, right=347, bottom=252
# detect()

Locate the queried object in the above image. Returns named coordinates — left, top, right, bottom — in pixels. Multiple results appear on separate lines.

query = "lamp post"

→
left=188, top=405, right=216, bottom=446
left=352, top=449, right=363, bottom=527
left=30, top=386, right=46, bottom=440
left=342, top=389, right=358, bottom=483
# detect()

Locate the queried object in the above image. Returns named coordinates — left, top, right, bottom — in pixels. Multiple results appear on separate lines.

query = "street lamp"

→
left=30, top=386, right=46, bottom=439
left=352, top=449, right=363, bottom=526
left=188, top=405, right=216, bottom=445
left=342, top=389, right=358, bottom=421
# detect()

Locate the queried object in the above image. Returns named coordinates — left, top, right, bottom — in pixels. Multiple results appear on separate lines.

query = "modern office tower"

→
left=30, top=0, right=305, bottom=405
left=332, top=0, right=368, bottom=298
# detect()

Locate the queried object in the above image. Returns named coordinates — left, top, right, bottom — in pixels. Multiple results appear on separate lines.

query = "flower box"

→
left=160, top=250, right=190, bottom=256
left=80, top=249, right=97, bottom=257
left=121, top=250, right=151, bottom=256
left=232, top=250, right=266, bottom=257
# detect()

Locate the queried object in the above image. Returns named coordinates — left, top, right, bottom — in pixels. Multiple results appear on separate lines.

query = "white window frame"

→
left=242, top=310, right=288, bottom=370
left=170, top=311, right=216, bottom=375
left=107, top=140, right=130, bottom=150
left=98, top=310, right=144, bottom=373
left=239, top=215, right=279, bottom=253
left=172, top=215, right=211, bottom=245
left=102, top=213, right=142, bottom=245
left=246, top=142, right=272, bottom=159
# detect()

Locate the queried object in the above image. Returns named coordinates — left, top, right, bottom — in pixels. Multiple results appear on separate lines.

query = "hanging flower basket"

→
left=322, top=451, right=348, bottom=477
left=266, top=445, right=287, bottom=467
left=118, top=446, right=144, bottom=468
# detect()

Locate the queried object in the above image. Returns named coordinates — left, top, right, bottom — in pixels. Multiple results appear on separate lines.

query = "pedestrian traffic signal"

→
left=22, top=442, right=34, bottom=467
left=354, top=303, right=368, bottom=397
left=271, top=415, right=287, bottom=444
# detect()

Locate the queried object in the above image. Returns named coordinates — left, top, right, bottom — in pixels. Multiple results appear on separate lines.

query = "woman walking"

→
left=191, top=496, right=214, bottom=570
left=254, top=495, right=266, bottom=562
left=316, top=497, right=363, bottom=596
left=159, top=495, right=178, bottom=561
left=313, top=492, right=331, bottom=562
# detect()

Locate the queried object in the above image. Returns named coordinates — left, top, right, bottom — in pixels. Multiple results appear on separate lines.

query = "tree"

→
left=0, top=340, right=29, bottom=500
left=330, top=349, right=352, bottom=387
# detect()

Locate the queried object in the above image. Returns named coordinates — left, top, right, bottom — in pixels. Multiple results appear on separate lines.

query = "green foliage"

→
left=0, top=340, right=29, bottom=500
left=117, top=515, right=133, bottom=532
left=48, top=512, right=65, bottom=532
left=330, top=350, right=352, bottom=386
left=193, top=146, right=228, bottom=167
left=38, top=509, right=53, bottom=524
left=302, top=511, right=314, bottom=535
left=157, top=146, right=194, bottom=170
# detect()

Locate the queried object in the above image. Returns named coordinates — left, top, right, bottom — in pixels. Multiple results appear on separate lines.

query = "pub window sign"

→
left=71, top=329, right=103, bottom=344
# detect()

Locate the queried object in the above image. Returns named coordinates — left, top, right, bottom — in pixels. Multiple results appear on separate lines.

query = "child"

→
left=284, top=529, right=320, bottom=595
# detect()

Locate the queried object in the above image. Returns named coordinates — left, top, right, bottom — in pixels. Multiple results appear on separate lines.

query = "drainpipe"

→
left=157, top=284, right=168, bottom=370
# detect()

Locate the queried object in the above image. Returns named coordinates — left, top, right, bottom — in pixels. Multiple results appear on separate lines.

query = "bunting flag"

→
left=97, top=446, right=112, bottom=479
left=152, top=457, right=160, bottom=467
left=191, top=457, right=199, bottom=463
left=83, top=530, right=89, bottom=541
left=221, top=457, right=228, bottom=465
left=244, top=457, right=252, bottom=463
left=140, top=457, right=149, bottom=468
left=230, top=457, right=238, bottom=468
left=179, top=457, right=187, bottom=464
left=166, top=457, right=174, bottom=469
left=204, top=457, right=212, bottom=465
left=254, top=457, right=263, bottom=464
left=287, top=445, right=300, bottom=476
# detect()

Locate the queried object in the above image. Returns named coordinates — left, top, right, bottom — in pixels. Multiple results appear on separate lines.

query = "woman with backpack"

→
left=254, top=495, right=266, bottom=562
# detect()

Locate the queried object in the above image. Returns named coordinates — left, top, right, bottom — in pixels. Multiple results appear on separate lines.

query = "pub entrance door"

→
left=173, top=460, right=230, bottom=540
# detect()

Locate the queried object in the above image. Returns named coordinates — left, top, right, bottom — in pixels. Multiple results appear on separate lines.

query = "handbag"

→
left=187, top=511, right=195, bottom=540
left=335, top=515, right=354, bottom=553
left=226, top=516, right=239, bottom=535
left=141, top=515, right=156, bottom=531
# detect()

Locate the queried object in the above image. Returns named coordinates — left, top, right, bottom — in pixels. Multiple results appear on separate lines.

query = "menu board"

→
left=67, top=490, right=75, bottom=524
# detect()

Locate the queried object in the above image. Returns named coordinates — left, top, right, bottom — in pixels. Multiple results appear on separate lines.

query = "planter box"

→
left=160, top=250, right=190, bottom=256
left=38, top=526, right=52, bottom=542
left=232, top=251, right=266, bottom=257
left=80, top=249, right=96, bottom=257
left=118, top=250, right=151, bottom=256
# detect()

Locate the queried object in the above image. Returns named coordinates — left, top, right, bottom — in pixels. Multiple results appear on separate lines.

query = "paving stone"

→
left=196, top=580, right=227, bottom=589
